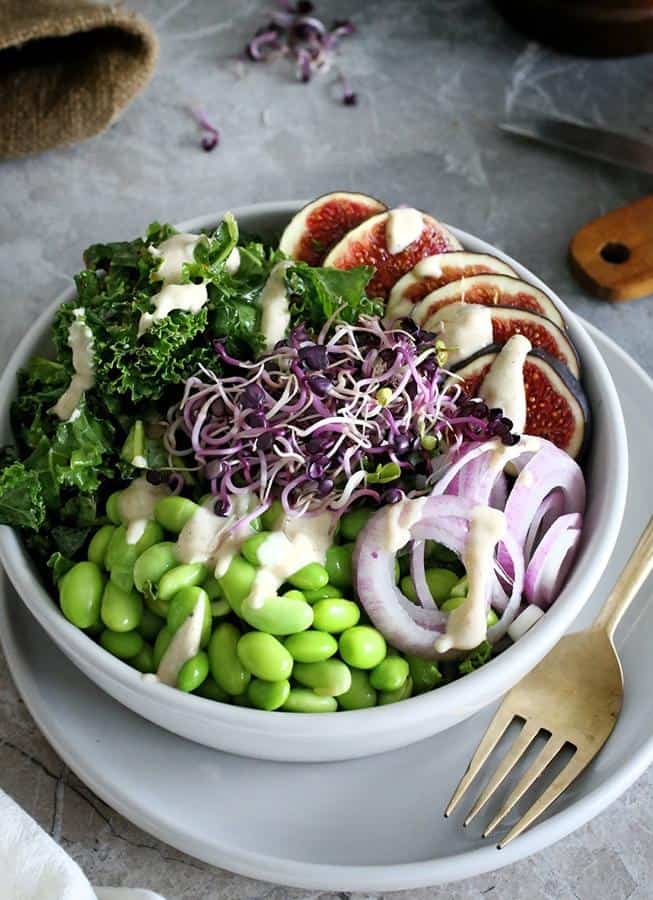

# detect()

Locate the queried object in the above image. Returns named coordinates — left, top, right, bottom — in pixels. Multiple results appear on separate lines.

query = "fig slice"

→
left=413, top=273, right=565, bottom=330
left=323, top=208, right=462, bottom=300
left=385, top=251, right=517, bottom=323
left=427, top=303, right=580, bottom=377
left=446, top=344, right=590, bottom=459
left=279, top=192, right=387, bottom=266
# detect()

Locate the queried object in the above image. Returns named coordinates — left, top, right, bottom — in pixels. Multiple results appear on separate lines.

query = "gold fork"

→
left=445, top=515, right=653, bottom=848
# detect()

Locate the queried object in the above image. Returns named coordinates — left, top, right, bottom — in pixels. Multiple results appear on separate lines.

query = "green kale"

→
left=47, top=551, right=75, bottom=584
left=0, top=462, right=45, bottom=530
left=285, top=263, right=381, bottom=330
left=458, top=640, right=493, bottom=676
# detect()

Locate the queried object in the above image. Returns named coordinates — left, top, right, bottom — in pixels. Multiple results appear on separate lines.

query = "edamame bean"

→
left=153, top=626, right=174, bottom=669
left=59, top=561, right=105, bottom=629
left=287, top=562, right=329, bottom=592
left=370, top=656, right=410, bottom=692
left=195, top=675, right=229, bottom=702
left=338, top=668, right=377, bottom=710
left=378, top=675, right=414, bottom=705
left=293, top=660, right=352, bottom=697
left=87, top=525, right=116, bottom=569
left=138, top=607, right=165, bottom=642
left=177, top=651, right=209, bottom=692
left=133, top=542, right=179, bottom=593
left=284, top=630, right=338, bottom=663
left=339, top=626, right=386, bottom=669
left=100, top=628, right=143, bottom=660
left=201, top=575, right=223, bottom=600
left=101, top=582, right=143, bottom=632
left=400, top=575, right=418, bottom=604
left=487, top=608, right=498, bottom=627
left=209, top=622, right=251, bottom=696
left=211, top=599, right=230, bottom=618
left=130, top=643, right=155, bottom=674
left=158, top=562, right=208, bottom=603
left=248, top=678, right=291, bottom=711
left=241, top=593, right=313, bottom=636
left=154, top=496, right=199, bottom=533
left=325, top=543, right=354, bottom=589
left=339, top=508, right=374, bottom=541
left=240, top=532, right=271, bottom=565
left=312, top=598, right=360, bottom=633
left=218, top=555, right=256, bottom=617
left=425, top=568, right=459, bottom=604
left=406, top=654, right=442, bottom=693
left=281, top=689, right=337, bottom=713
left=106, top=491, right=123, bottom=524
left=260, top=500, right=282, bottom=531
left=167, top=586, right=211, bottom=647
left=303, top=585, right=343, bottom=604
left=106, top=521, right=164, bottom=591
left=450, top=575, right=468, bottom=598
left=237, top=632, right=293, bottom=682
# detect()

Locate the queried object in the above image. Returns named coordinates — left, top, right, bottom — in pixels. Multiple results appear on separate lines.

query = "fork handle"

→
left=593, top=516, right=653, bottom=640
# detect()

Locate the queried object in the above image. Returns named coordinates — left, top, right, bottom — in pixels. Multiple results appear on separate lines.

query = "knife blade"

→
left=500, top=116, right=653, bottom=176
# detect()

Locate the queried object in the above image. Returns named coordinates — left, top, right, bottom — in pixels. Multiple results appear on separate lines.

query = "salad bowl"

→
left=0, top=201, right=628, bottom=762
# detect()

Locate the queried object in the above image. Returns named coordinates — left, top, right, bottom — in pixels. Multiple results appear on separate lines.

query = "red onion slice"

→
left=524, top=512, right=583, bottom=608
left=410, top=540, right=437, bottom=609
left=524, top=488, right=566, bottom=562
left=354, top=495, right=523, bottom=658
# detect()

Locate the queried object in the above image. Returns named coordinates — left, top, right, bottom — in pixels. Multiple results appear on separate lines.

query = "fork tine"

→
left=483, top=735, right=565, bottom=837
left=496, top=750, right=590, bottom=848
left=444, top=707, right=514, bottom=817
left=463, top=720, right=540, bottom=826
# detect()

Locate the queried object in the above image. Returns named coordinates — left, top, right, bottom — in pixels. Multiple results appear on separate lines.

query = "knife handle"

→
left=569, top=195, right=653, bottom=301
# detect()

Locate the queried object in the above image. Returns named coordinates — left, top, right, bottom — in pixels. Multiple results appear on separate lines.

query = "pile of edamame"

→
left=56, top=493, right=479, bottom=712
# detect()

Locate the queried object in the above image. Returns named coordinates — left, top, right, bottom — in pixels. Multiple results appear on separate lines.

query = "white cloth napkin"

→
left=0, top=790, right=165, bottom=900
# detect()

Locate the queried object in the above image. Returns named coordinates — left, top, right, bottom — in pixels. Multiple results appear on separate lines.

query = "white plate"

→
left=1, top=320, right=650, bottom=891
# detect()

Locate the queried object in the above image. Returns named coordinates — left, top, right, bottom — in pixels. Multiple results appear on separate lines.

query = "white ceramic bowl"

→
left=0, top=201, right=628, bottom=762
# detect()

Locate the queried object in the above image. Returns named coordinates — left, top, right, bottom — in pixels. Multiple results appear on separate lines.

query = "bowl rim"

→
left=0, top=200, right=629, bottom=737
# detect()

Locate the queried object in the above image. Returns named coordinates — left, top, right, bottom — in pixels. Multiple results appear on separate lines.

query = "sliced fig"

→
left=413, top=274, right=565, bottom=330
left=323, top=208, right=462, bottom=300
left=279, top=192, right=387, bottom=266
left=427, top=303, right=580, bottom=377
left=447, top=344, right=590, bottom=459
left=385, top=252, right=516, bottom=323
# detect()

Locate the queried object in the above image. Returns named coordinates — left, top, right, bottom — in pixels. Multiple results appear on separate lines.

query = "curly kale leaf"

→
left=0, top=462, right=46, bottom=530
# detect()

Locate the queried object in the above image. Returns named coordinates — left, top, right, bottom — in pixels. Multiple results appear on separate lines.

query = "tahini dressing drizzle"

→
left=258, top=261, right=292, bottom=352
left=385, top=208, right=424, bottom=255
left=117, top=476, right=170, bottom=545
left=479, top=334, right=532, bottom=434
left=49, top=308, right=95, bottom=421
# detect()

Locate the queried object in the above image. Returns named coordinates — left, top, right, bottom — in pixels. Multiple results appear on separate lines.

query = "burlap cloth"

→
left=0, top=1, right=158, bottom=159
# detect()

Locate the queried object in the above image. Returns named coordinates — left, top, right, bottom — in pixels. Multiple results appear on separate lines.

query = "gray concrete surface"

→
left=1, top=1, right=652, bottom=897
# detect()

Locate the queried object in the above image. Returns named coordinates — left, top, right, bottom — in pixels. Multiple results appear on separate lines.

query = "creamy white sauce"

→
left=156, top=593, right=206, bottom=686
left=422, top=302, right=493, bottom=366
left=149, top=232, right=204, bottom=284
left=480, top=334, right=532, bottom=434
left=49, top=308, right=95, bottom=421
left=175, top=494, right=254, bottom=576
left=225, top=246, right=241, bottom=274
left=380, top=498, right=428, bottom=554
left=246, top=511, right=335, bottom=610
left=259, top=261, right=292, bottom=352
left=413, top=256, right=444, bottom=279
left=385, top=208, right=424, bottom=255
left=138, top=282, right=209, bottom=336
left=435, top=506, right=506, bottom=653
left=118, top=476, right=170, bottom=545
left=131, top=454, right=148, bottom=469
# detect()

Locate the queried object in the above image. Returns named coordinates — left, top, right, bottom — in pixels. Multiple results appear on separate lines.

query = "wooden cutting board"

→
left=569, top=196, right=653, bottom=301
